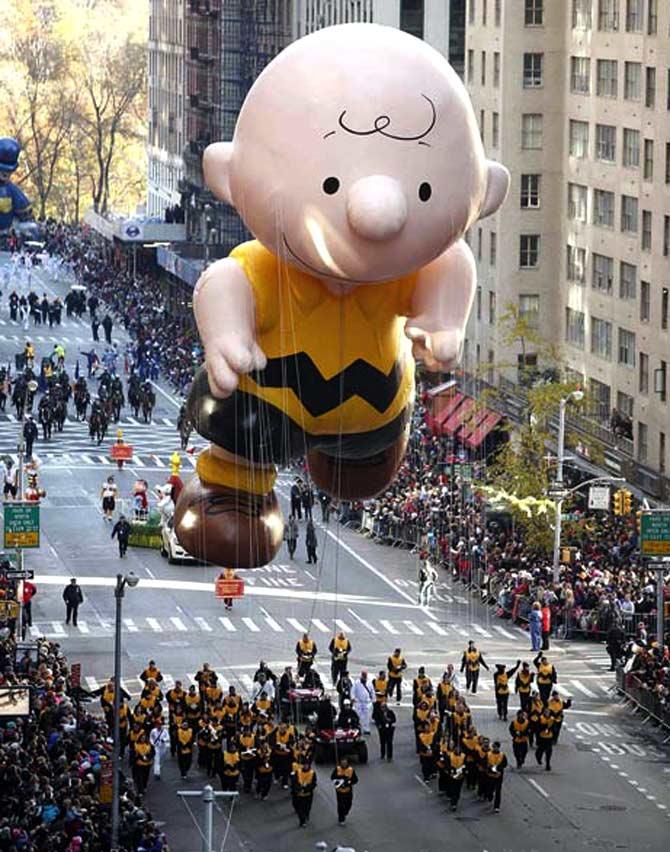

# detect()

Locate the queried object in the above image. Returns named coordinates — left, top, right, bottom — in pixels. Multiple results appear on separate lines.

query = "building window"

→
left=565, top=307, right=586, bottom=348
left=617, top=391, right=634, bottom=419
left=523, top=53, right=544, bottom=88
left=622, top=128, right=640, bottom=167
left=591, top=317, right=613, bottom=359
left=662, top=287, right=669, bottom=330
left=648, top=0, right=658, bottom=34
left=642, top=210, right=652, bottom=250
left=521, top=114, right=543, bottom=149
left=592, top=253, right=614, bottom=293
left=570, top=57, right=591, bottom=94
left=589, top=378, right=611, bottom=421
left=567, top=244, right=587, bottom=283
left=639, top=351, right=649, bottom=393
left=488, top=350, right=495, bottom=384
left=619, top=261, right=637, bottom=299
left=596, top=124, right=616, bottom=162
left=400, top=0, right=425, bottom=38
left=521, top=174, right=541, bottom=209
left=660, top=431, right=666, bottom=473
left=520, top=234, right=540, bottom=268
left=568, top=182, right=588, bottom=221
left=640, top=280, right=651, bottom=321
left=477, top=227, right=483, bottom=260
left=659, top=360, right=668, bottom=401
left=489, top=291, right=497, bottom=324
left=621, top=195, right=638, bottom=233
left=480, top=109, right=485, bottom=142
left=494, top=52, right=500, bottom=87
left=495, top=0, right=501, bottom=26
left=596, top=60, right=618, bottom=97
left=664, top=215, right=670, bottom=256
left=481, top=51, right=487, bottom=86
left=624, top=62, right=642, bottom=100
left=643, top=139, right=654, bottom=180
left=598, top=0, right=620, bottom=30
left=665, top=143, right=670, bottom=183
left=490, top=231, right=497, bottom=266
left=618, top=328, right=636, bottom=366
left=467, top=49, right=474, bottom=84
left=645, top=66, right=656, bottom=107
left=573, top=0, right=593, bottom=28
left=492, top=112, right=500, bottom=148
left=469, top=0, right=476, bottom=24
left=626, top=0, right=643, bottom=30
left=519, top=294, right=540, bottom=326
left=637, top=422, right=648, bottom=463
left=593, top=189, right=615, bottom=228
left=476, top=286, right=482, bottom=320
left=483, top=0, right=488, bottom=25
left=525, top=0, right=544, bottom=24
left=569, top=119, right=589, bottom=157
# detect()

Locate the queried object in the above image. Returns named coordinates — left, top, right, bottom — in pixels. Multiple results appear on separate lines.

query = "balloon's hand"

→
left=206, top=334, right=267, bottom=399
left=405, top=323, right=462, bottom=372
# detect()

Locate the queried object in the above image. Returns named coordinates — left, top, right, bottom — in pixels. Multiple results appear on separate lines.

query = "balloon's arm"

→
left=404, top=239, right=476, bottom=372
left=193, top=258, right=267, bottom=399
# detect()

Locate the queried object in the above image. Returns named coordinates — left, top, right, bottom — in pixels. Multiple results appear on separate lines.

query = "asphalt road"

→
left=1, top=251, right=668, bottom=852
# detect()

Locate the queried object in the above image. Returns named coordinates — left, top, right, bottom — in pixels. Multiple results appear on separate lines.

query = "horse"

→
left=52, top=396, right=67, bottom=432
left=177, top=406, right=192, bottom=450
left=74, top=380, right=89, bottom=420
left=38, top=397, right=53, bottom=441
left=140, top=384, right=155, bottom=424
left=89, top=407, right=108, bottom=445
left=128, top=375, right=141, bottom=418
left=12, top=376, right=26, bottom=420
left=0, top=367, right=8, bottom=413
left=110, top=380, right=124, bottom=422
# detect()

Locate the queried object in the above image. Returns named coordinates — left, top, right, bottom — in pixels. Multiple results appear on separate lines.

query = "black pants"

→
left=378, top=726, right=394, bottom=759
left=118, top=538, right=128, bottom=557
left=518, top=692, right=531, bottom=713
left=241, top=761, right=255, bottom=793
left=446, top=776, right=464, bottom=808
left=512, top=741, right=528, bottom=768
left=133, top=763, right=150, bottom=794
left=538, top=683, right=551, bottom=705
left=420, top=754, right=435, bottom=781
left=290, top=499, right=302, bottom=518
left=536, top=740, right=553, bottom=769
left=220, top=773, right=239, bottom=792
left=465, top=669, right=479, bottom=693
left=465, top=760, right=478, bottom=790
left=542, top=631, right=550, bottom=651
left=273, top=754, right=291, bottom=786
left=552, top=721, right=563, bottom=744
left=331, top=659, right=347, bottom=685
left=306, top=545, right=317, bottom=563
left=256, top=771, right=272, bottom=799
left=286, top=538, right=297, bottom=558
left=178, top=752, right=192, bottom=777
left=337, top=791, right=353, bottom=822
left=297, top=660, right=312, bottom=679
left=293, top=794, right=313, bottom=826
left=487, top=775, right=503, bottom=809
left=495, top=693, right=509, bottom=720
left=386, top=678, right=401, bottom=702
left=23, top=601, right=32, bottom=627
left=65, top=603, right=79, bottom=626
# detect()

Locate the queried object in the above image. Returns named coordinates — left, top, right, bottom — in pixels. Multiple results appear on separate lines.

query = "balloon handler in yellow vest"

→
left=173, top=23, right=510, bottom=568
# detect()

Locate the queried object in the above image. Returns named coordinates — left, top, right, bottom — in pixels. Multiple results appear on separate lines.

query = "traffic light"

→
left=613, top=489, right=624, bottom=515
left=622, top=490, right=633, bottom=515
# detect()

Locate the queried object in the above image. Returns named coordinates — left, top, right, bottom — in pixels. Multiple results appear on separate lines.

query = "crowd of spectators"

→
left=0, top=637, right=169, bottom=851
left=626, top=642, right=670, bottom=716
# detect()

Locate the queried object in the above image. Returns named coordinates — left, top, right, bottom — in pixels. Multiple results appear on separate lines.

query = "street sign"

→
left=547, top=485, right=569, bottom=501
left=0, top=600, right=20, bottom=620
left=561, top=513, right=580, bottom=522
left=3, top=503, right=40, bottom=549
left=640, top=513, right=670, bottom=557
left=70, top=663, right=81, bottom=689
left=588, top=485, right=611, bottom=511
left=6, top=570, right=34, bottom=580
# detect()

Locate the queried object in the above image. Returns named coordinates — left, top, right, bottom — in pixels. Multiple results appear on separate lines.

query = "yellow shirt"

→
left=230, top=240, right=416, bottom=435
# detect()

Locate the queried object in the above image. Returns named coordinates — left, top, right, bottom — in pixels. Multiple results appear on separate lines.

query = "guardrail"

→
left=615, top=668, right=670, bottom=737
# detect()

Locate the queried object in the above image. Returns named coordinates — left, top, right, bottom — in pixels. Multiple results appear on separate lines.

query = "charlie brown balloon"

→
left=174, top=23, right=510, bottom=568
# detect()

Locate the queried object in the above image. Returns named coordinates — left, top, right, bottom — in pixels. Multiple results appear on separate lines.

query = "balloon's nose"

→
left=346, top=175, right=408, bottom=242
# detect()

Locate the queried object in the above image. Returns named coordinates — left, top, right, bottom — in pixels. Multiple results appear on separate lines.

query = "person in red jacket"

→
left=21, top=580, right=37, bottom=638
left=541, top=604, right=551, bottom=651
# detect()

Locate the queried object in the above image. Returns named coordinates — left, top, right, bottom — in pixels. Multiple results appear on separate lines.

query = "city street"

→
left=1, top=252, right=668, bottom=851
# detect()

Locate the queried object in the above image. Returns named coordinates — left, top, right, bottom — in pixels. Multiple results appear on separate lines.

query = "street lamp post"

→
left=111, top=572, right=139, bottom=852
left=551, top=389, right=584, bottom=584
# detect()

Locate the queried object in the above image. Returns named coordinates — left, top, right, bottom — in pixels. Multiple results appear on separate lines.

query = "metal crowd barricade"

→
left=615, top=669, right=670, bottom=738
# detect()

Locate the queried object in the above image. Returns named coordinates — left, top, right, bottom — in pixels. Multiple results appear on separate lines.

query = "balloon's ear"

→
left=203, top=142, right=234, bottom=204
left=479, top=160, right=510, bottom=220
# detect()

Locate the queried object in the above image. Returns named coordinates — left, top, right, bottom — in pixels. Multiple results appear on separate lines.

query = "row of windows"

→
left=566, top=184, right=643, bottom=235
left=572, top=0, right=658, bottom=35
left=469, top=227, right=540, bottom=270
left=565, top=311, right=637, bottom=367
left=569, top=122, right=670, bottom=184
left=468, top=0, right=544, bottom=27
left=570, top=57, right=664, bottom=106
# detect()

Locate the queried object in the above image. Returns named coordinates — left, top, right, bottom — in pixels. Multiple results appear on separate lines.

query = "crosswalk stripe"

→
left=162, top=674, right=175, bottom=689
left=597, top=682, right=612, bottom=694
left=287, top=617, right=307, bottom=633
left=187, top=672, right=197, bottom=685
left=98, top=455, right=111, bottom=464
left=151, top=455, right=165, bottom=467
left=130, top=455, right=146, bottom=468
left=427, top=622, right=448, bottom=636
left=29, top=625, right=39, bottom=637
left=77, top=620, right=90, bottom=634
left=147, top=617, right=163, bottom=632
left=569, top=679, right=597, bottom=698
left=81, top=454, right=94, bottom=464
left=242, top=617, right=260, bottom=632
left=161, top=418, right=173, bottom=427
left=219, top=617, right=236, bottom=632
left=453, top=626, right=470, bottom=638
left=240, top=674, right=254, bottom=692
left=86, top=676, right=100, bottom=691
left=380, top=619, right=398, bottom=634
left=127, top=416, right=139, bottom=425
left=170, top=617, right=187, bottom=632
left=347, top=608, right=378, bottom=634
left=471, top=624, right=492, bottom=638
left=334, top=619, right=352, bottom=633
left=263, top=615, right=283, bottom=632
left=218, top=676, right=231, bottom=693
left=186, top=454, right=197, bottom=467
left=555, top=684, right=573, bottom=698
left=404, top=620, right=423, bottom=635
left=194, top=617, right=212, bottom=632
left=310, top=618, right=329, bottom=633
left=51, top=621, right=66, bottom=635
left=493, top=625, right=517, bottom=640
left=124, top=618, right=138, bottom=633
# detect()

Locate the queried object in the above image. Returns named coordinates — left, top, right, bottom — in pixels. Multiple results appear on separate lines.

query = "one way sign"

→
left=6, top=570, right=35, bottom=580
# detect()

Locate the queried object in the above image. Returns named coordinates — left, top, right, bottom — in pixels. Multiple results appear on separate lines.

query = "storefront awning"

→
left=465, top=411, right=502, bottom=449
left=443, top=396, right=476, bottom=436
left=434, top=392, right=465, bottom=427
left=458, top=406, right=489, bottom=442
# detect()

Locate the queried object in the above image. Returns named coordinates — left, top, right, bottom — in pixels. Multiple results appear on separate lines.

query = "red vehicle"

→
left=314, top=727, right=368, bottom=765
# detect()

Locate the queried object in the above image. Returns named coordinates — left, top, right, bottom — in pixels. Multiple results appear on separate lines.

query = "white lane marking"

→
left=86, top=676, right=100, bottom=691
left=81, top=454, right=94, bottom=464
left=493, top=625, right=517, bottom=640
left=427, top=622, right=448, bottom=636
left=240, top=674, right=254, bottom=691
left=263, top=615, right=283, bottom=633
left=186, top=672, right=197, bottom=684
left=310, top=618, right=329, bottom=633
left=127, top=416, right=139, bottom=425
left=380, top=619, right=399, bottom=634
left=555, top=684, right=573, bottom=698
left=570, top=680, right=597, bottom=698
left=618, top=772, right=628, bottom=777
left=51, top=621, right=66, bottom=635
left=130, top=455, right=146, bottom=468
left=414, top=774, right=433, bottom=794
left=146, top=617, right=163, bottom=632
left=151, top=455, right=165, bottom=467
left=404, top=620, right=424, bottom=635
left=77, top=621, right=90, bottom=634
left=162, top=418, right=173, bottom=426
left=219, top=617, right=236, bottom=632
left=162, top=674, right=175, bottom=689
left=471, top=624, right=492, bottom=638
left=287, top=617, right=307, bottom=633
left=335, top=619, right=352, bottom=633
left=657, top=804, right=667, bottom=809
left=150, top=380, right=181, bottom=409
left=170, top=617, right=188, bottom=632
left=453, top=626, right=470, bottom=638
left=528, top=779, right=549, bottom=799
left=347, top=608, right=378, bottom=634
left=194, top=617, right=212, bottom=632
left=242, top=617, right=260, bottom=632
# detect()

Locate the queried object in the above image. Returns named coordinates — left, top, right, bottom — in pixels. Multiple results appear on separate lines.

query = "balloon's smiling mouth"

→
left=282, top=232, right=370, bottom=283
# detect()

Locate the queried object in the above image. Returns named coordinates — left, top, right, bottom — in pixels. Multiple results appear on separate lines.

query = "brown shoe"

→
left=307, top=433, right=408, bottom=500
left=174, top=475, right=283, bottom=568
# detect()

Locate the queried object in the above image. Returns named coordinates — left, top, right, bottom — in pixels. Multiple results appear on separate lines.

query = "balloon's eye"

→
left=322, top=177, right=340, bottom=195
left=419, top=182, right=432, bottom=202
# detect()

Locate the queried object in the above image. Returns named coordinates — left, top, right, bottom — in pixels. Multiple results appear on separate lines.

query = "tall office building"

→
left=148, top=0, right=186, bottom=217
left=465, top=0, right=669, bottom=496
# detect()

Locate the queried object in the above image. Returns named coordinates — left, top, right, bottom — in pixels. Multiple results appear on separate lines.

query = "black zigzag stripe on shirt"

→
left=251, top=353, right=403, bottom=418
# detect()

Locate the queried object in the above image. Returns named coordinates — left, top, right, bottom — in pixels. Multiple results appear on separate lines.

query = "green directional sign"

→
left=3, top=503, right=40, bottom=549
left=640, top=512, right=670, bottom=557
